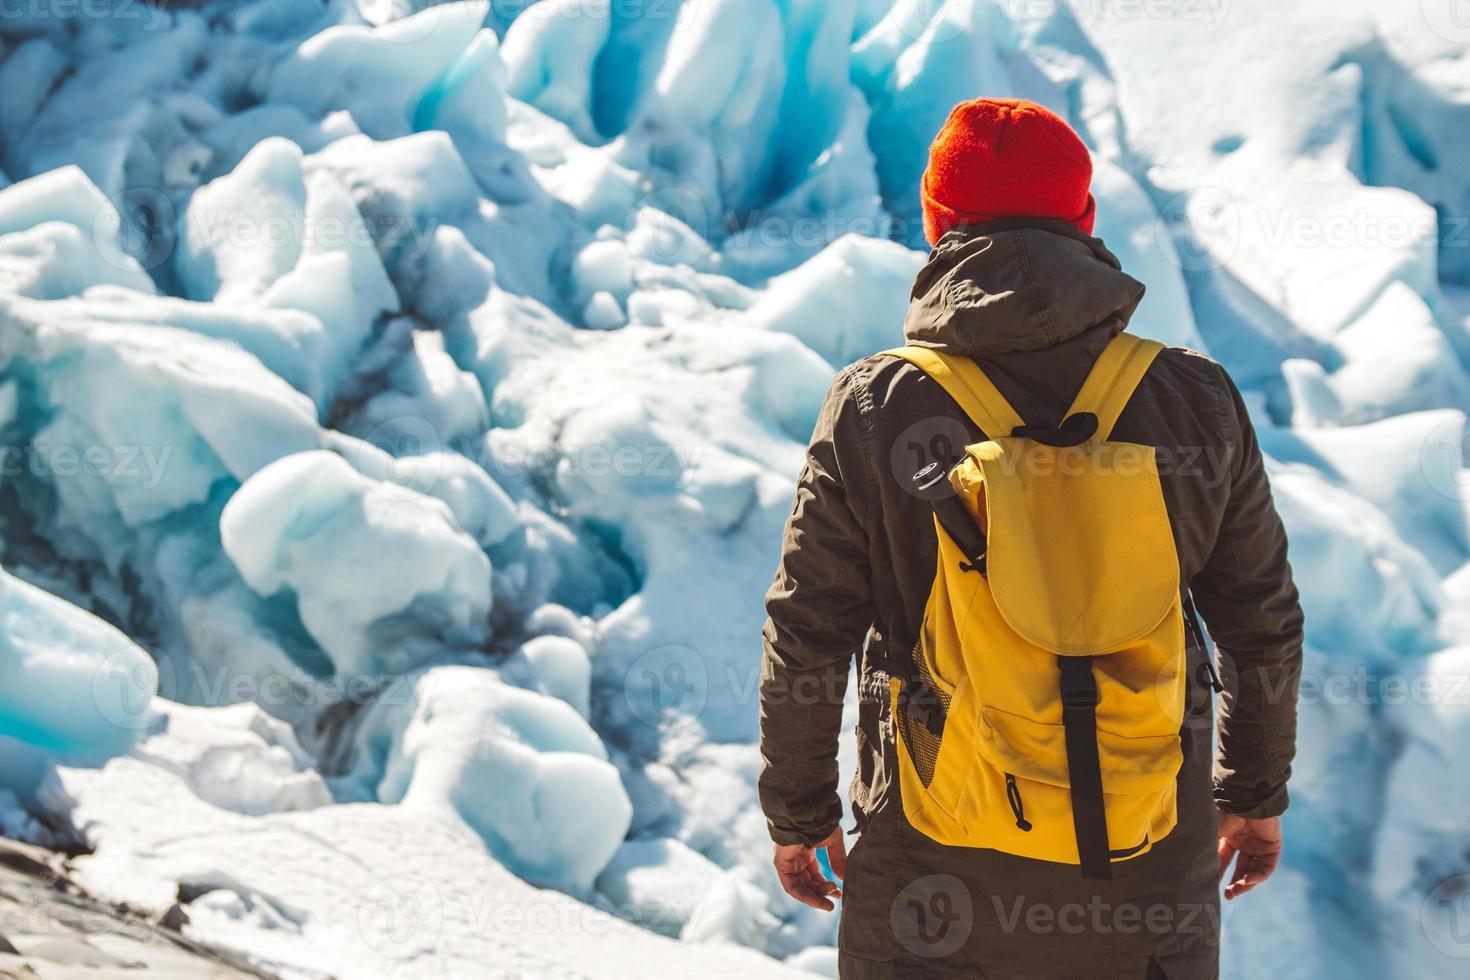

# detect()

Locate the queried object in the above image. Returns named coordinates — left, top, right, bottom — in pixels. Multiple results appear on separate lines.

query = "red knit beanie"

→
left=921, top=98, right=1096, bottom=246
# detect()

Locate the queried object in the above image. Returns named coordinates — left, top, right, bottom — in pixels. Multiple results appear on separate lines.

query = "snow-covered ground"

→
left=0, top=1, right=1468, bottom=977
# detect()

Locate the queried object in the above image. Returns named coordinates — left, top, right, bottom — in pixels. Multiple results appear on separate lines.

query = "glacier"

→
left=0, top=1, right=1468, bottom=978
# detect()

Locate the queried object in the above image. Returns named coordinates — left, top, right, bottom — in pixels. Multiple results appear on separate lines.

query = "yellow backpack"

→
left=881, top=333, right=1187, bottom=880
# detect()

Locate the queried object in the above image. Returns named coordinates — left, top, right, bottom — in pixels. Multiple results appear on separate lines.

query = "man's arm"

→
left=759, top=367, right=876, bottom=864
left=1190, top=363, right=1304, bottom=896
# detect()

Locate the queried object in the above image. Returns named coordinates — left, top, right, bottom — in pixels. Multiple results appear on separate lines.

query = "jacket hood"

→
left=902, top=219, right=1146, bottom=357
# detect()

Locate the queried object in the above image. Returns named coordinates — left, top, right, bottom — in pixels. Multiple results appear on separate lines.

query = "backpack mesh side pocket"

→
left=898, top=640, right=951, bottom=787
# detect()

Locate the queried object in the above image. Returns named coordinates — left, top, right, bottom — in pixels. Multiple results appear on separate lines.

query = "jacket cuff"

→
left=1215, top=785, right=1289, bottom=820
left=767, top=813, right=842, bottom=848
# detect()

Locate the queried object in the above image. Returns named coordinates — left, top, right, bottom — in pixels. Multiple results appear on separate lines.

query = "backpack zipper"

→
left=1004, top=773, right=1033, bottom=832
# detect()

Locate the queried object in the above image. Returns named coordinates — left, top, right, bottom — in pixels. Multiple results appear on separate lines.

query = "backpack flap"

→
left=972, top=435, right=1180, bottom=655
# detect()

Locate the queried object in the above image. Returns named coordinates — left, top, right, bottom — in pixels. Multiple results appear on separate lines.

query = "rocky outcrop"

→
left=0, top=837, right=273, bottom=980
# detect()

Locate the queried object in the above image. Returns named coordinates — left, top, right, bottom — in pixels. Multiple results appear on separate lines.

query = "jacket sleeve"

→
left=759, top=367, right=876, bottom=847
left=1191, top=363, right=1305, bottom=820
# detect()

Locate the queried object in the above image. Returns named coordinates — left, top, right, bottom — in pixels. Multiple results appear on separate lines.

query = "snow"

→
left=1263, top=466, right=1443, bottom=662
left=339, top=439, right=519, bottom=548
left=220, top=451, right=493, bottom=678
left=596, top=836, right=721, bottom=936
left=0, top=293, right=323, bottom=529
left=582, top=289, right=628, bottom=330
left=1289, top=411, right=1470, bottom=572
left=516, top=634, right=593, bottom=718
left=348, top=328, right=491, bottom=449
left=335, top=664, right=630, bottom=896
left=178, top=137, right=399, bottom=403
left=501, top=0, right=613, bottom=144
left=0, top=568, right=157, bottom=798
left=118, top=700, right=331, bottom=817
left=0, top=167, right=156, bottom=298
left=786, top=945, right=839, bottom=977
left=306, top=131, right=483, bottom=234
left=1088, top=156, right=1206, bottom=351
left=42, top=705, right=803, bottom=980
left=630, top=0, right=787, bottom=214
left=25, top=286, right=332, bottom=406
left=741, top=234, right=924, bottom=368
left=1321, top=282, right=1470, bottom=424
left=265, top=1, right=507, bottom=146
left=0, top=0, right=1467, bottom=978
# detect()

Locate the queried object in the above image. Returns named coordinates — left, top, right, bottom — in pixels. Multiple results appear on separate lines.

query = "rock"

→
left=0, top=836, right=272, bottom=978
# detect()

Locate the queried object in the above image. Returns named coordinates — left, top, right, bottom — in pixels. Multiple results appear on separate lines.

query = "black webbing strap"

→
left=1183, top=591, right=1224, bottom=693
left=1059, top=655, right=1112, bottom=881
left=1010, top=411, right=1099, bottom=447
left=930, top=490, right=987, bottom=574
left=1182, top=591, right=1206, bottom=651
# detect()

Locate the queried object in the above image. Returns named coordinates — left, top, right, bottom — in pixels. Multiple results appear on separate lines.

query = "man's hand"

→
left=1218, top=811, right=1283, bottom=900
left=773, top=826, right=847, bottom=911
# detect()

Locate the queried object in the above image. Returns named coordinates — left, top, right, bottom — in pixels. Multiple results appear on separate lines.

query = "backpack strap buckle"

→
left=1058, top=657, right=1099, bottom=709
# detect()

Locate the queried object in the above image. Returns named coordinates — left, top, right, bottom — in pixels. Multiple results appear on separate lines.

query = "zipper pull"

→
left=1005, top=773, right=1033, bottom=832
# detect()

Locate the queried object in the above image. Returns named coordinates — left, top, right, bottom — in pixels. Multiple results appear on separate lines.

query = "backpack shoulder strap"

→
left=1064, top=333, right=1165, bottom=440
left=880, top=346, right=1024, bottom=438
